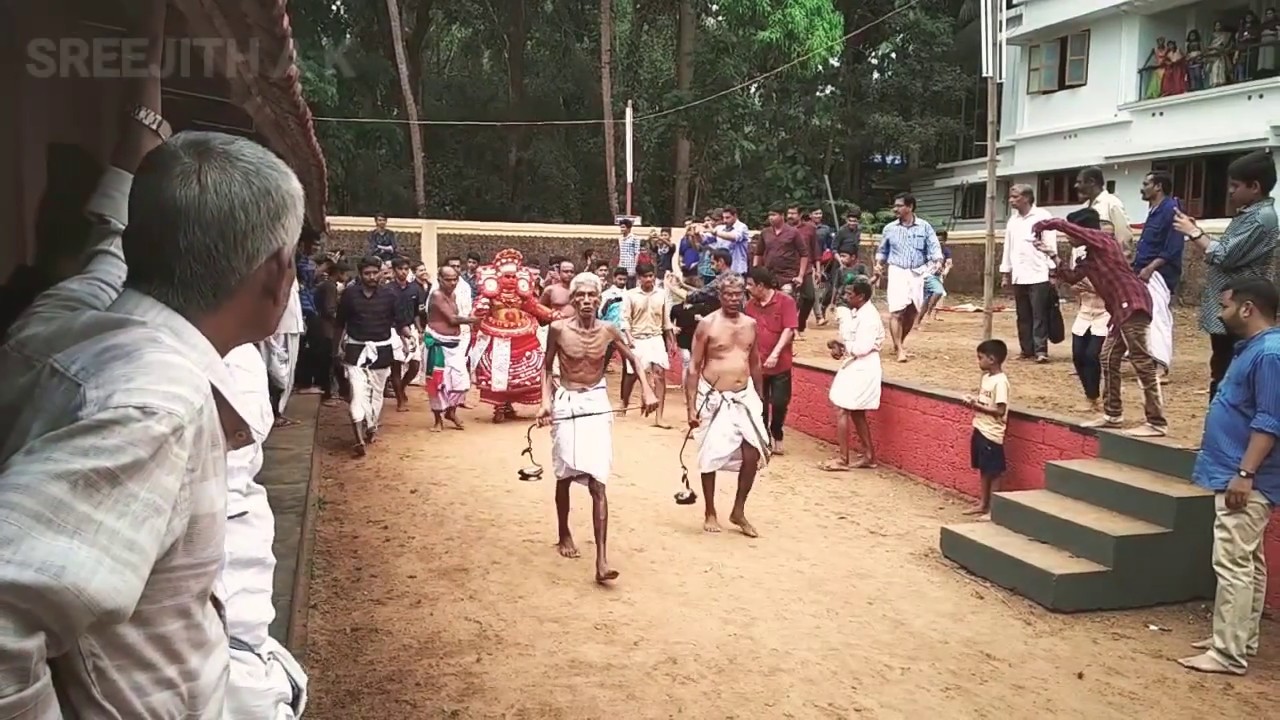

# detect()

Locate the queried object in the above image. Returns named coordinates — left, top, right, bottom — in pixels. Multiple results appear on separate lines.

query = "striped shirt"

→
left=1197, top=197, right=1280, bottom=335
left=0, top=168, right=252, bottom=719
left=618, top=233, right=642, bottom=274
left=876, top=217, right=943, bottom=270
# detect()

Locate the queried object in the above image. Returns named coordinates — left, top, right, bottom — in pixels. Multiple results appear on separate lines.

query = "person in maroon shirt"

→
left=753, top=206, right=809, bottom=297
left=1037, top=209, right=1168, bottom=437
left=745, top=267, right=800, bottom=454
left=788, top=205, right=822, bottom=334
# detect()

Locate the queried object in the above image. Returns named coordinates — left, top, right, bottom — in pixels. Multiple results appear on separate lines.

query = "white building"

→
left=914, top=0, right=1280, bottom=230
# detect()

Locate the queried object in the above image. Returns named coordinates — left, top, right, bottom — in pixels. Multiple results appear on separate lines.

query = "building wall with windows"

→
left=994, top=0, right=1280, bottom=222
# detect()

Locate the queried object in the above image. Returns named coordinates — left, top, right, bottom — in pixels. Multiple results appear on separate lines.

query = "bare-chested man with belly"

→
left=538, top=272, right=658, bottom=584
left=424, top=265, right=477, bottom=431
left=685, top=272, right=771, bottom=537
left=540, top=260, right=578, bottom=318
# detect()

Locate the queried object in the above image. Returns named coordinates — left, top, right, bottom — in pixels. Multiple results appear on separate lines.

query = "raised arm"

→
left=0, top=404, right=191, bottom=718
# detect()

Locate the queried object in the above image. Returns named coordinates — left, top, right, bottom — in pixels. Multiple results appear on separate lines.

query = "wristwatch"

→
left=129, top=104, right=172, bottom=141
left=1236, top=468, right=1256, bottom=480
left=1190, top=230, right=1206, bottom=241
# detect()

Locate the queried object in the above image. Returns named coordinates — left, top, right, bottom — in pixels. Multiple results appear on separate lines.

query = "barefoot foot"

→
left=703, top=515, right=722, bottom=533
left=429, top=423, right=443, bottom=433
left=595, top=562, right=620, bottom=583
left=729, top=512, right=758, bottom=537
left=851, top=457, right=878, bottom=469
left=353, top=443, right=366, bottom=457
left=556, top=536, right=580, bottom=558
left=963, top=506, right=989, bottom=516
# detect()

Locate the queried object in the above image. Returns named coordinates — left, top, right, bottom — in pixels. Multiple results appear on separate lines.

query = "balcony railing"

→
left=1136, top=37, right=1279, bottom=101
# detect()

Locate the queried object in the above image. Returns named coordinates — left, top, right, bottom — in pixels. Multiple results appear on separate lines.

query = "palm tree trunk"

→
left=600, top=0, right=619, bottom=218
left=672, top=0, right=695, bottom=222
left=385, top=0, right=428, bottom=217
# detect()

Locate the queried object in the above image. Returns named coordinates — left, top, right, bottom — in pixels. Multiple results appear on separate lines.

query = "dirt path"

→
left=795, top=299, right=1211, bottom=446
left=304, top=392, right=1273, bottom=719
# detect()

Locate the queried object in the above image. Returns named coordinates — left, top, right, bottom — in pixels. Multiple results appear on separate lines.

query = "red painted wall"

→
left=665, top=356, right=1280, bottom=609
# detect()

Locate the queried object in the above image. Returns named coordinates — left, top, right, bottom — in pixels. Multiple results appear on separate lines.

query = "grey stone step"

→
left=1045, top=457, right=1213, bottom=529
left=940, top=522, right=1114, bottom=612
left=1096, top=430, right=1198, bottom=480
left=991, top=489, right=1169, bottom=567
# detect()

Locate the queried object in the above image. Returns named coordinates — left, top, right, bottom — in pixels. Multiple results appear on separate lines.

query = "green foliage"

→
left=288, top=0, right=976, bottom=224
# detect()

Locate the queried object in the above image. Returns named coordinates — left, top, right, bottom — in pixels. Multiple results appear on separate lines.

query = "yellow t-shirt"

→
left=972, top=372, right=1010, bottom=444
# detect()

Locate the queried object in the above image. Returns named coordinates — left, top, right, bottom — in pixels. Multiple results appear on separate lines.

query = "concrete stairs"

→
left=940, top=431, right=1215, bottom=612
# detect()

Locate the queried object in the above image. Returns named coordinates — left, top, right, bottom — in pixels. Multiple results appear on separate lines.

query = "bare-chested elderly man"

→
left=685, top=272, right=772, bottom=537
left=424, top=265, right=477, bottom=431
left=538, top=272, right=658, bottom=584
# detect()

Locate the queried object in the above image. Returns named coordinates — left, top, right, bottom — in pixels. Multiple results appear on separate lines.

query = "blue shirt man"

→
left=1194, top=325, right=1280, bottom=505
left=875, top=216, right=943, bottom=271
left=678, top=230, right=702, bottom=276
left=1185, top=277, right=1280, bottom=676
left=709, top=208, right=751, bottom=273
left=1133, top=188, right=1184, bottom=292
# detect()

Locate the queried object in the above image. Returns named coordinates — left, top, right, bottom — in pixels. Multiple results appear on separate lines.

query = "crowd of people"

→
left=0, top=8, right=1277, bottom=718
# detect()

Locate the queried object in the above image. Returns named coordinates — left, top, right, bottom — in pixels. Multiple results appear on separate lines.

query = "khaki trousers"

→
left=1208, top=490, right=1272, bottom=671
left=1099, top=313, right=1166, bottom=427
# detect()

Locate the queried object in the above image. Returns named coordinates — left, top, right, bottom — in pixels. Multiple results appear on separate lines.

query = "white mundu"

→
left=551, top=378, right=614, bottom=484
left=694, top=377, right=770, bottom=473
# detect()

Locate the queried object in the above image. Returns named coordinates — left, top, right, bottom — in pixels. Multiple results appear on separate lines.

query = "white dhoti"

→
left=885, top=264, right=926, bottom=314
left=829, top=355, right=882, bottom=411
left=262, top=333, right=300, bottom=414
left=625, top=335, right=670, bottom=373
left=345, top=339, right=394, bottom=428
left=695, top=378, right=771, bottom=474
left=424, top=327, right=470, bottom=411
left=551, top=379, right=613, bottom=484
left=1147, top=273, right=1174, bottom=370
left=228, top=635, right=308, bottom=720
left=392, top=325, right=421, bottom=364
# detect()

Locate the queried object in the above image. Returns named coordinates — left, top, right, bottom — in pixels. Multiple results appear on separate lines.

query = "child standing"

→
left=965, top=339, right=1010, bottom=515
left=921, top=231, right=952, bottom=322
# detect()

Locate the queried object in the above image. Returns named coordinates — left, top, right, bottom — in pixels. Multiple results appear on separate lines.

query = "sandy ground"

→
left=795, top=296, right=1210, bottom=446
left=303, top=391, right=1274, bottom=720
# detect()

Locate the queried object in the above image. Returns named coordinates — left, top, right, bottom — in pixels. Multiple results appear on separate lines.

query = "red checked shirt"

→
left=1038, top=218, right=1152, bottom=328
left=746, top=289, right=800, bottom=375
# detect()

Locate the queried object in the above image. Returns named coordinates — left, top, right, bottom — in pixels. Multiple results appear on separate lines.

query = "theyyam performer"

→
left=685, top=272, right=772, bottom=538
left=538, top=272, right=658, bottom=584
left=471, top=248, right=557, bottom=422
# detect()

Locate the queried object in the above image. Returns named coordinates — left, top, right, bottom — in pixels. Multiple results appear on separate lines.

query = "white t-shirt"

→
left=973, top=371, right=1011, bottom=444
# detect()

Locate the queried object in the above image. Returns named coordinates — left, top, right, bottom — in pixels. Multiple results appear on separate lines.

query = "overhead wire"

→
left=309, top=0, right=919, bottom=128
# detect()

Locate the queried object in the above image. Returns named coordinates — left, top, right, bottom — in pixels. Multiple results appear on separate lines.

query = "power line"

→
left=310, top=0, right=918, bottom=128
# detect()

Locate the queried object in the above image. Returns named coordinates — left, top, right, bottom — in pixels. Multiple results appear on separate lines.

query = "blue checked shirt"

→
left=876, top=217, right=943, bottom=270
left=711, top=221, right=751, bottom=273
left=618, top=233, right=642, bottom=274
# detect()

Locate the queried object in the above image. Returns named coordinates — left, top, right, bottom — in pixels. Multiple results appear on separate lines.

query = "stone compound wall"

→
left=323, top=218, right=1232, bottom=305
left=664, top=358, right=1280, bottom=609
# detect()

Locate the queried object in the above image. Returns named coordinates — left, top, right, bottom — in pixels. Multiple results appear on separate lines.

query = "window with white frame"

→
left=1027, top=30, right=1090, bottom=94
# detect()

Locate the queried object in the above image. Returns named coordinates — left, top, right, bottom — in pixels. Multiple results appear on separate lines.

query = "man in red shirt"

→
left=1036, top=209, right=1167, bottom=437
left=753, top=206, right=809, bottom=297
left=745, top=267, right=800, bottom=454
left=788, top=205, right=822, bottom=335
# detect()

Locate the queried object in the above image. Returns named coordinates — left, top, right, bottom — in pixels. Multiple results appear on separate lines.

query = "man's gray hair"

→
left=719, top=272, right=745, bottom=291
left=1011, top=183, right=1036, bottom=204
left=123, top=131, right=306, bottom=318
left=569, top=271, right=602, bottom=295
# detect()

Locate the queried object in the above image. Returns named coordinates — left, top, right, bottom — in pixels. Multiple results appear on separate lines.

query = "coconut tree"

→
left=385, top=0, right=427, bottom=216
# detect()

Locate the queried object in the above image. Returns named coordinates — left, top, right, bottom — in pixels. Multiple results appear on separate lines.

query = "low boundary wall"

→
left=665, top=357, right=1280, bottom=609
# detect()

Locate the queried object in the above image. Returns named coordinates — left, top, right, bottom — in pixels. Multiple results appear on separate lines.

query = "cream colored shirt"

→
left=619, top=286, right=673, bottom=339
left=1087, top=190, right=1134, bottom=256
left=973, top=371, right=1011, bottom=444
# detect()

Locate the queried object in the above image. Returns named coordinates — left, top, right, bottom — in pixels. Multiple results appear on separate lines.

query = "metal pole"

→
left=981, top=0, right=1001, bottom=340
left=625, top=100, right=634, bottom=217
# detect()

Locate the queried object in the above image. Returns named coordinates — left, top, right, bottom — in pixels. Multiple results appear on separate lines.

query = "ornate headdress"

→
left=492, top=248, right=525, bottom=266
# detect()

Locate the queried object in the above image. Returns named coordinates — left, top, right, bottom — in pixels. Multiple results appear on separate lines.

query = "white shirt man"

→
left=221, top=344, right=309, bottom=718
left=265, top=278, right=305, bottom=414
left=1001, top=190, right=1058, bottom=361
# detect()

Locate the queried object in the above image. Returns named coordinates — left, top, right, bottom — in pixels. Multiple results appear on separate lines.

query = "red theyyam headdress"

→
left=492, top=248, right=524, bottom=265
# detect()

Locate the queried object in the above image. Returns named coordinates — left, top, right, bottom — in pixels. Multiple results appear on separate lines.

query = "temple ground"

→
left=303, top=392, right=1274, bottom=719
left=796, top=297, right=1210, bottom=446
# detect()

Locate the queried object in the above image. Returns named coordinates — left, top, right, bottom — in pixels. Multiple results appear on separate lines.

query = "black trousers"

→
left=761, top=370, right=792, bottom=441
left=1071, top=331, right=1104, bottom=400
left=796, top=275, right=816, bottom=332
left=1209, top=332, right=1240, bottom=399
left=1013, top=282, right=1053, bottom=357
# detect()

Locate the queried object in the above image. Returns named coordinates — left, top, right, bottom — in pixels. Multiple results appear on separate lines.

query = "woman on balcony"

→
left=1161, top=40, right=1188, bottom=96
left=1208, top=21, right=1233, bottom=87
